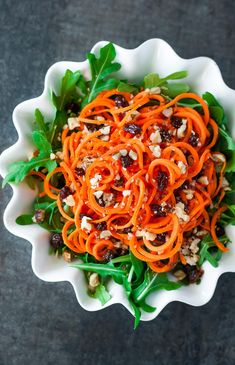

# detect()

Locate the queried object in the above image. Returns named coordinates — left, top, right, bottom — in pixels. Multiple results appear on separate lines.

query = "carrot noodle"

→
left=30, top=90, right=229, bottom=272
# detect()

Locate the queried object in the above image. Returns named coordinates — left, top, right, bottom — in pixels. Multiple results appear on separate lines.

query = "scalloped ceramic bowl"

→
left=1, top=39, right=235, bottom=321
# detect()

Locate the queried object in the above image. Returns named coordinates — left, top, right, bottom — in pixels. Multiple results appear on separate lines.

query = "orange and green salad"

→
left=4, top=43, right=235, bottom=327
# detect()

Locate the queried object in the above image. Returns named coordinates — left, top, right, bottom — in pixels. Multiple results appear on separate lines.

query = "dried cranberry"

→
left=66, top=102, right=79, bottom=114
left=115, top=246, right=129, bottom=256
left=188, top=132, right=199, bottom=147
left=114, top=176, right=125, bottom=187
left=85, top=123, right=104, bottom=132
left=184, top=265, right=204, bottom=284
left=123, top=123, right=142, bottom=135
left=120, top=155, right=134, bottom=168
left=34, top=209, right=45, bottom=223
left=150, top=204, right=166, bottom=217
left=159, top=128, right=172, bottom=142
left=215, top=224, right=225, bottom=237
left=181, top=180, right=190, bottom=190
left=157, top=171, right=168, bottom=191
left=60, top=186, right=71, bottom=200
left=123, top=226, right=133, bottom=234
left=184, top=202, right=190, bottom=214
left=75, top=167, right=85, bottom=176
left=98, top=197, right=106, bottom=207
left=156, top=233, right=166, bottom=242
left=114, top=95, right=129, bottom=108
left=171, top=116, right=183, bottom=129
left=96, top=221, right=107, bottom=230
left=102, top=249, right=115, bottom=263
left=50, top=233, right=64, bottom=249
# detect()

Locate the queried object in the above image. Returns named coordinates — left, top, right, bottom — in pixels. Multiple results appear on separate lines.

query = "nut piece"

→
left=173, top=270, right=187, bottom=281
left=63, top=251, right=72, bottom=262
left=89, top=273, right=100, bottom=288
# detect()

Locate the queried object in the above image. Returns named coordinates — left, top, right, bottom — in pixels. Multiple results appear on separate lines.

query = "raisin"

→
left=75, top=167, right=85, bottom=176
left=102, top=249, right=115, bottom=263
left=188, top=132, right=199, bottom=147
left=50, top=233, right=64, bottom=249
left=171, top=116, right=183, bottom=129
left=123, top=123, right=142, bottom=135
left=115, top=246, right=129, bottom=256
left=34, top=209, right=45, bottom=223
left=114, top=176, right=125, bottom=187
left=120, top=155, right=134, bottom=168
left=60, top=186, right=71, bottom=200
left=160, top=128, right=172, bottom=142
left=184, top=265, right=204, bottom=284
left=123, top=226, right=133, bottom=234
left=215, top=224, right=225, bottom=237
left=156, top=233, right=166, bottom=242
left=181, top=180, right=190, bottom=190
left=157, top=171, right=168, bottom=191
left=95, top=196, right=105, bottom=207
left=150, top=204, right=166, bottom=217
left=96, top=221, right=107, bottom=230
left=66, top=102, right=79, bottom=115
left=114, top=95, right=129, bottom=108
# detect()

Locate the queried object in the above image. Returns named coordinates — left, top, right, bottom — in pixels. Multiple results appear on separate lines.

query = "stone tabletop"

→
left=0, top=1, right=235, bottom=364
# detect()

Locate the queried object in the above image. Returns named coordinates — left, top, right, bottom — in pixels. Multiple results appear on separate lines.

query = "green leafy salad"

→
left=3, top=43, right=235, bottom=328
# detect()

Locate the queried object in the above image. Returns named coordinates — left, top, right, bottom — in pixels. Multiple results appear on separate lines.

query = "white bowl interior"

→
left=0, top=38, right=235, bottom=321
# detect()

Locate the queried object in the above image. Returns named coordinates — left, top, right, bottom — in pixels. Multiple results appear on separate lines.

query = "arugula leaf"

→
left=219, top=205, right=235, bottom=225
left=16, top=214, right=34, bottom=225
left=71, top=262, right=127, bottom=277
left=52, top=70, right=81, bottom=111
left=144, top=73, right=161, bottom=89
left=86, top=43, right=121, bottom=103
left=198, top=234, right=228, bottom=267
left=93, top=284, right=111, bottom=305
left=144, top=71, right=188, bottom=89
left=3, top=131, right=56, bottom=186
left=35, top=108, right=47, bottom=133
left=163, top=83, right=190, bottom=98
left=130, top=252, right=145, bottom=283
left=133, top=269, right=181, bottom=303
left=117, top=81, right=139, bottom=94
left=129, top=298, right=141, bottom=330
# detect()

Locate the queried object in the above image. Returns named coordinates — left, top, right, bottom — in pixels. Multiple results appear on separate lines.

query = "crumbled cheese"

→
left=122, top=190, right=131, bottom=197
left=174, top=202, right=190, bottom=222
left=93, top=190, right=103, bottom=199
left=114, top=203, right=119, bottom=208
left=63, top=251, right=72, bottom=262
left=196, top=229, right=208, bottom=237
left=70, top=182, right=76, bottom=192
left=129, top=150, right=137, bottom=160
left=120, top=149, right=128, bottom=156
left=149, top=145, right=161, bottom=158
left=150, top=129, right=162, bottom=144
left=68, top=117, right=79, bottom=130
left=50, top=153, right=56, bottom=160
left=178, top=161, right=187, bottom=174
left=80, top=156, right=95, bottom=169
left=162, top=107, right=173, bottom=118
left=145, top=231, right=156, bottom=241
left=198, top=176, right=209, bottom=185
left=63, top=124, right=68, bottom=130
left=185, top=192, right=194, bottom=200
left=190, top=238, right=201, bottom=254
left=222, top=177, right=231, bottom=191
left=136, top=230, right=144, bottom=237
left=63, top=194, right=75, bottom=207
left=100, top=230, right=112, bottom=239
left=212, top=153, right=226, bottom=163
left=177, top=118, right=187, bottom=138
left=103, top=193, right=114, bottom=207
left=145, top=87, right=161, bottom=94
left=81, top=216, right=92, bottom=232
left=116, top=174, right=121, bottom=180
left=99, top=135, right=109, bottom=141
left=32, top=215, right=37, bottom=223
left=112, top=152, right=121, bottom=160
left=127, top=233, right=133, bottom=240
left=180, top=238, right=201, bottom=266
left=90, top=174, right=102, bottom=189
left=94, top=116, right=105, bottom=121
left=100, top=125, right=110, bottom=135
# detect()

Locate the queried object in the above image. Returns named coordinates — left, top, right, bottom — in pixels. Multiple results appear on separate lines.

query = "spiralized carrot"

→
left=31, top=89, right=230, bottom=272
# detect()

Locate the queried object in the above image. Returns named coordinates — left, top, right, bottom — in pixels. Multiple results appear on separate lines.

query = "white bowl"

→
left=1, top=39, right=235, bottom=321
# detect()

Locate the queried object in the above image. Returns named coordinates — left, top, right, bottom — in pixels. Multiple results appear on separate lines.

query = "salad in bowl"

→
left=1, top=40, right=235, bottom=328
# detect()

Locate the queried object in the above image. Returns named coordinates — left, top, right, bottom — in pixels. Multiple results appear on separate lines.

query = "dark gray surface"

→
left=0, top=0, right=235, bottom=364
